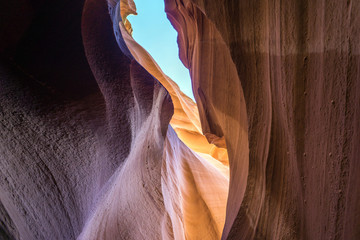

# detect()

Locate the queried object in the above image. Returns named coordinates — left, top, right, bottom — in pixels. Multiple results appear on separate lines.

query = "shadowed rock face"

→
left=0, top=0, right=171, bottom=239
left=165, top=0, right=360, bottom=239
left=1, top=0, right=227, bottom=239
left=0, top=0, right=359, bottom=240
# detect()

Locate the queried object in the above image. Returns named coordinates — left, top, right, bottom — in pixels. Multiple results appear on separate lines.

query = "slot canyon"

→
left=0, top=0, right=359, bottom=239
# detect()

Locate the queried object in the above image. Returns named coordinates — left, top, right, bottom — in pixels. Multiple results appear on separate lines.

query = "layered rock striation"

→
left=0, top=0, right=359, bottom=239
left=1, top=0, right=228, bottom=239
left=165, top=0, right=360, bottom=239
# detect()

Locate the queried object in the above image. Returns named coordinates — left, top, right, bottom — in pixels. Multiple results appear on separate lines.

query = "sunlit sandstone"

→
left=0, top=0, right=359, bottom=239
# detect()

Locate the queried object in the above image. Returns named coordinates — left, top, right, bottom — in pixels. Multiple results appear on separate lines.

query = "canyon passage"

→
left=0, top=0, right=359, bottom=239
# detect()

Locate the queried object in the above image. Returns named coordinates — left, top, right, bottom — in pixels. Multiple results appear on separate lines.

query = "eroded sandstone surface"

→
left=0, top=0, right=359, bottom=239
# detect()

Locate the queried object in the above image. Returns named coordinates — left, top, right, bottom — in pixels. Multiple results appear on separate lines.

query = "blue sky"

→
left=127, top=0, right=195, bottom=100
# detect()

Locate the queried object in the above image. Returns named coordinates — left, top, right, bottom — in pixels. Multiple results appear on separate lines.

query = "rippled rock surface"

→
left=0, top=0, right=359, bottom=239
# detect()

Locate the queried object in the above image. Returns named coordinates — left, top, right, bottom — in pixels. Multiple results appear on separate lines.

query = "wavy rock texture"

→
left=1, top=0, right=228, bottom=239
left=165, top=0, right=360, bottom=239
left=0, top=0, right=359, bottom=240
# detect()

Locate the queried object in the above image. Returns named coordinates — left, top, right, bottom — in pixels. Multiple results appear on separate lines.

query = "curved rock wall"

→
left=1, top=0, right=229, bottom=239
left=165, top=0, right=360, bottom=239
left=0, top=0, right=359, bottom=239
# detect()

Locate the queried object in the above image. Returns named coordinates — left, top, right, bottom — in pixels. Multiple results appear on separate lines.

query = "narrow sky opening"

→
left=127, top=0, right=195, bottom=101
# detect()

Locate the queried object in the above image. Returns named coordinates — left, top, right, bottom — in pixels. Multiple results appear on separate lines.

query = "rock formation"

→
left=0, top=0, right=359, bottom=239
left=164, top=0, right=360, bottom=239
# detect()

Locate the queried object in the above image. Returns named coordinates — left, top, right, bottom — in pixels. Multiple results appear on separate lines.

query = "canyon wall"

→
left=165, top=0, right=360, bottom=239
left=0, top=0, right=359, bottom=239
left=1, top=0, right=228, bottom=239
